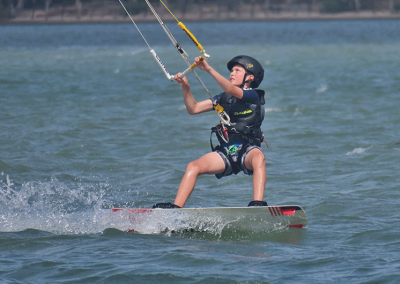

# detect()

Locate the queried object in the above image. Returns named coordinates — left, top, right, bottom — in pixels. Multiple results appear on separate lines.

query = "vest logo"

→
left=245, top=63, right=254, bottom=69
left=234, top=110, right=253, bottom=116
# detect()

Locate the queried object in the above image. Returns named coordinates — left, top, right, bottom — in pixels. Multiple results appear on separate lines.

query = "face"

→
left=229, top=64, right=254, bottom=87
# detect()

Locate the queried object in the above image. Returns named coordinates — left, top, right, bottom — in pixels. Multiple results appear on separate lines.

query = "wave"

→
left=346, top=146, right=373, bottom=156
left=316, top=84, right=328, bottom=94
left=265, top=107, right=283, bottom=113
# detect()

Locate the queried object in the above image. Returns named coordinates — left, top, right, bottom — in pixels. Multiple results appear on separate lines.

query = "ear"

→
left=246, top=74, right=255, bottom=81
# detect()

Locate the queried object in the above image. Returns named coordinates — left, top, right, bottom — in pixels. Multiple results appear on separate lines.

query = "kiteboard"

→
left=111, top=205, right=307, bottom=237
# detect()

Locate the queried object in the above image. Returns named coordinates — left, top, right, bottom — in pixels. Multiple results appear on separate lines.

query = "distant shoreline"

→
left=3, top=10, right=400, bottom=25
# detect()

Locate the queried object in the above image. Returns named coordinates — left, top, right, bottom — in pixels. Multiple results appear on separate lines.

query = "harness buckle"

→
left=215, top=124, right=229, bottom=144
left=227, top=145, right=237, bottom=156
left=222, top=127, right=228, bottom=138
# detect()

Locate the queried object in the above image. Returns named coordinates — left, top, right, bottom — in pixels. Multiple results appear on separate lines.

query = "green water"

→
left=1, top=20, right=400, bottom=283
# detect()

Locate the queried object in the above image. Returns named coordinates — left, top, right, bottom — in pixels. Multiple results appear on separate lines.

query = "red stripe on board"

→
left=287, top=224, right=304, bottom=228
left=280, top=208, right=296, bottom=215
left=126, top=209, right=152, bottom=213
left=268, top=207, right=274, bottom=216
left=269, top=207, right=285, bottom=216
left=273, top=207, right=282, bottom=216
left=112, top=209, right=152, bottom=213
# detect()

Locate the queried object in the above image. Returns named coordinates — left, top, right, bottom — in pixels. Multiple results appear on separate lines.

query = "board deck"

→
left=111, top=205, right=308, bottom=236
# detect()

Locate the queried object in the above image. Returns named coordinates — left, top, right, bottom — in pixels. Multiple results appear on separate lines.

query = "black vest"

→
left=214, top=89, right=265, bottom=146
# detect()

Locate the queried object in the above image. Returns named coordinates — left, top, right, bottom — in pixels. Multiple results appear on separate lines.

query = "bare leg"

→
left=244, top=148, right=266, bottom=201
left=174, top=152, right=225, bottom=208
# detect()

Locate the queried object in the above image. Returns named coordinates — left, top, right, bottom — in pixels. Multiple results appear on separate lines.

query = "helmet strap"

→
left=240, top=71, right=254, bottom=88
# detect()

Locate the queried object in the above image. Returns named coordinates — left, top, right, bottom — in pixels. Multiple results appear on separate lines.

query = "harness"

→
left=210, top=89, right=268, bottom=164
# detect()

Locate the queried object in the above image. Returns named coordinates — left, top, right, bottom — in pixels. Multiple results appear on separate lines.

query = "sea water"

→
left=1, top=20, right=400, bottom=283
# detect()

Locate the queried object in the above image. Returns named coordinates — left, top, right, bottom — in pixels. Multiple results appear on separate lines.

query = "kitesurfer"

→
left=154, top=55, right=268, bottom=208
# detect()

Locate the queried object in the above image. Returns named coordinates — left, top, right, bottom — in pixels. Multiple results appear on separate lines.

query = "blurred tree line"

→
left=1, top=0, right=400, bottom=21
left=319, top=0, right=400, bottom=13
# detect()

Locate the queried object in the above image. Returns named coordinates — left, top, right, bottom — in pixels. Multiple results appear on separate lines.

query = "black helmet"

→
left=227, top=55, right=264, bottom=88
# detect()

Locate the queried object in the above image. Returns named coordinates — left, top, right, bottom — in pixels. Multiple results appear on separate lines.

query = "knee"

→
left=186, top=160, right=201, bottom=175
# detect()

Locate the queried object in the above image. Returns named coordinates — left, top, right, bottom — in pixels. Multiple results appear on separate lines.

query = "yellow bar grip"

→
left=214, top=104, right=224, bottom=114
left=179, top=57, right=204, bottom=78
left=178, top=22, right=204, bottom=51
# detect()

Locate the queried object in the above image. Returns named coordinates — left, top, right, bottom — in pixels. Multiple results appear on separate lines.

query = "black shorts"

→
left=214, top=144, right=264, bottom=179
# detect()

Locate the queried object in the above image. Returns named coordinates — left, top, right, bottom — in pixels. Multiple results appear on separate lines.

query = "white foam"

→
left=316, top=84, right=328, bottom=94
left=294, top=107, right=303, bottom=116
left=113, top=210, right=230, bottom=236
left=346, top=146, right=373, bottom=156
left=265, top=107, right=282, bottom=113
left=0, top=176, right=114, bottom=235
left=178, top=104, right=187, bottom=111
